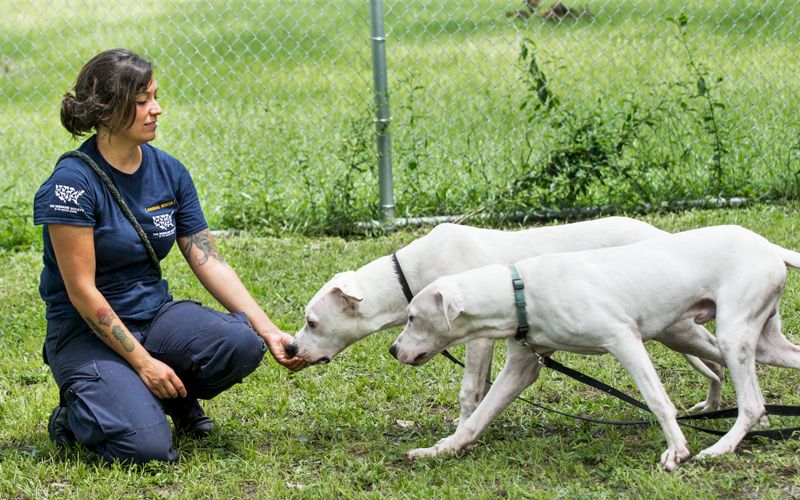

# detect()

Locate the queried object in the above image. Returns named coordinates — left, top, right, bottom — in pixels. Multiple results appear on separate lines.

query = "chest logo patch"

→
left=55, top=185, right=85, bottom=205
left=152, top=212, right=174, bottom=230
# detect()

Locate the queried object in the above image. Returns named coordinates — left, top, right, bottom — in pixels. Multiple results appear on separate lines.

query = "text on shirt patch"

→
left=145, top=200, right=176, bottom=212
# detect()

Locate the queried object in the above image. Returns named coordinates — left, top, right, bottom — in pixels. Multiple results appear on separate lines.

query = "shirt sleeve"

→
left=33, top=160, right=97, bottom=226
left=175, top=165, right=208, bottom=237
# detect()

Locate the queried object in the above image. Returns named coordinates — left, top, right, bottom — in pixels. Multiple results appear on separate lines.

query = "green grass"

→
left=2, top=1, right=800, bottom=247
left=4, top=204, right=800, bottom=497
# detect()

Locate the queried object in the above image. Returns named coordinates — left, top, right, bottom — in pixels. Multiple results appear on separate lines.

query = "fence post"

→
left=369, top=0, right=396, bottom=220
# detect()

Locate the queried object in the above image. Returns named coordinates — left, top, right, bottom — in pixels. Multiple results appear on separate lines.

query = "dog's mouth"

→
left=410, top=351, right=430, bottom=366
left=313, top=356, right=331, bottom=365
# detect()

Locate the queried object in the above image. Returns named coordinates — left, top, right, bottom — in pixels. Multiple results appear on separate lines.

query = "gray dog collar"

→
left=509, top=265, right=529, bottom=344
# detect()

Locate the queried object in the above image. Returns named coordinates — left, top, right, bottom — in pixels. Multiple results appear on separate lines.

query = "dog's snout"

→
left=413, top=352, right=428, bottom=364
left=389, top=344, right=398, bottom=359
left=285, top=342, right=298, bottom=359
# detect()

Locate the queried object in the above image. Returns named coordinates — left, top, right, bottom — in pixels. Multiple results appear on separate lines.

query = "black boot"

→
left=48, top=406, right=76, bottom=447
left=164, top=398, right=215, bottom=438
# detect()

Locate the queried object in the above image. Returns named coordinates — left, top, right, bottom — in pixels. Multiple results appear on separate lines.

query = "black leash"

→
left=393, top=255, right=800, bottom=440
left=57, top=150, right=162, bottom=278
left=439, top=349, right=656, bottom=428
left=441, top=349, right=800, bottom=439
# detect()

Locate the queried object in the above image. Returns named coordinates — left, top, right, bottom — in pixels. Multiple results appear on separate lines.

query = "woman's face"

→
left=121, top=79, right=161, bottom=145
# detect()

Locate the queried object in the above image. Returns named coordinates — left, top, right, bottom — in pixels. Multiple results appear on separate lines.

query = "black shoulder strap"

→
left=57, top=150, right=162, bottom=278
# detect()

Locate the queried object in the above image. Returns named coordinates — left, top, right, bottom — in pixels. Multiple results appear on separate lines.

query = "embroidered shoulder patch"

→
left=152, top=212, right=174, bottom=230
left=55, top=185, right=85, bottom=205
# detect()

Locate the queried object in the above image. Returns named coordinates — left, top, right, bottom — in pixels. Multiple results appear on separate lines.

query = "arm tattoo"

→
left=96, top=306, right=115, bottom=327
left=84, top=316, right=109, bottom=342
left=112, top=325, right=135, bottom=352
left=180, top=229, right=227, bottom=267
left=85, top=308, right=134, bottom=352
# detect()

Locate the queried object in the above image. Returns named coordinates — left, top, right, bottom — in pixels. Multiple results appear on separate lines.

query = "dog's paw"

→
left=660, top=445, right=691, bottom=472
left=406, top=446, right=442, bottom=459
left=694, top=441, right=735, bottom=461
left=406, top=436, right=467, bottom=459
left=687, top=399, right=720, bottom=414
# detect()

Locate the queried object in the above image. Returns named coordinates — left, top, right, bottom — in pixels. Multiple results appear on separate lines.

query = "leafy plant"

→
left=322, top=114, right=380, bottom=236
left=511, top=39, right=665, bottom=210
left=670, top=13, right=730, bottom=197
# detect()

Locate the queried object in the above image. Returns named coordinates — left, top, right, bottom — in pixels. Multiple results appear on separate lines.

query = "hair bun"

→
left=60, top=49, right=153, bottom=139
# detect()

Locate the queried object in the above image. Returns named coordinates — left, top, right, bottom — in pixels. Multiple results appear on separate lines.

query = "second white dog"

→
left=390, top=225, right=800, bottom=470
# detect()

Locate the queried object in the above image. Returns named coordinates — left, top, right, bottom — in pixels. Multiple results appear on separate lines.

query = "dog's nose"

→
left=285, top=342, right=298, bottom=358
left=389, top=344, right=398, bottom=359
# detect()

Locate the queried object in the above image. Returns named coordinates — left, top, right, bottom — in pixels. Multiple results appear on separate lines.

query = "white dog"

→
left=289, top=217, right=723, bottom=429
left=390, top=225, right=800, bottom=470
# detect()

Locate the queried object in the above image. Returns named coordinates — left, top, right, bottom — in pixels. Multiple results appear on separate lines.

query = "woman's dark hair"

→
left=60, top=48, right=153, bottom=139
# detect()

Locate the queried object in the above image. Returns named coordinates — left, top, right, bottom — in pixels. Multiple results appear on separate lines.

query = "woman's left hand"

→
left=262, top=329, right=308, bottom=372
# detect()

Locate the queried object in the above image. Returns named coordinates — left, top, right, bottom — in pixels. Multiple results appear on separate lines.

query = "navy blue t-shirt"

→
left=33, top=136, right=208, bottom=320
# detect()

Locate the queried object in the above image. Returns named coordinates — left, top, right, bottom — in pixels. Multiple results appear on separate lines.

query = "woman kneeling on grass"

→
left=33, top=48, right=307, bottom=464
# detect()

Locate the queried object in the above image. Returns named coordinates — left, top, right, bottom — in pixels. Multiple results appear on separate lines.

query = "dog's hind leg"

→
left=682, top=354, right=720, bottom=383
left=695, top=313, right=766, bottom=460
left=407, top=341, right=541, bottom=459
left=657, top=320, right=723, bottom=363
left=657, top=321, right=724, bottom=413
left=681, top=354, right=724, bottom=413
left=457, top=338, right=495, bottom=431
left=607, top=335, right=690, bottom=471
left=756, top=309, right=800, bottom=369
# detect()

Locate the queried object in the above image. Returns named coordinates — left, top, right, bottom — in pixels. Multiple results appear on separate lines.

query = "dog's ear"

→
left=331, top=283, right=364, bottom=314
left=435, top=287, right=464, bottom=331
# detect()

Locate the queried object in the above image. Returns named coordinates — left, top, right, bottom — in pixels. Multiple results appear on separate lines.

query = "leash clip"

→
left=515, top=325, right=530, bottom=347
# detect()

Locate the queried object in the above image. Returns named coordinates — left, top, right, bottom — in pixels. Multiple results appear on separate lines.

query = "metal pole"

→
left=369, top=0, right=395, bottom=220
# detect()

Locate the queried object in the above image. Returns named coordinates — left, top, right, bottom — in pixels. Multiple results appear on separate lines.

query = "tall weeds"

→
left=504, top=14, right=735, bottom=217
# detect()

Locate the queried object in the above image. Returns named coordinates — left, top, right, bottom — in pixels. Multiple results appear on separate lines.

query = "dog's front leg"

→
left=608, top=338, right=690, bottom=471
left=456, top=338, right=495, bottom=431
left=408, top=343, right=540, bottom=459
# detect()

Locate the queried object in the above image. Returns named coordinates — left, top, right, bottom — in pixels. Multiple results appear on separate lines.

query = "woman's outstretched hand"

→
left=262, top=330, right=308, bottom=372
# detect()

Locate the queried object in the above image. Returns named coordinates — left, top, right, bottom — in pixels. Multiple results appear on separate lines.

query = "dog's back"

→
left=517, top=225, right=791, bottom=339
left=634, top=225, right=791, bottom=278
left=400, top=217, right=666, bottom=288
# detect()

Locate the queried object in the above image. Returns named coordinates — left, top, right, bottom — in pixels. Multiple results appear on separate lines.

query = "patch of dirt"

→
left=506, top=1, right=592, bottom=22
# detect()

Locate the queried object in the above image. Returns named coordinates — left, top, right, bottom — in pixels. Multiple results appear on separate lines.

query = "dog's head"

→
left=287, top=271, right=368, bottom=366
left=389, top=276, right=466, bottom=366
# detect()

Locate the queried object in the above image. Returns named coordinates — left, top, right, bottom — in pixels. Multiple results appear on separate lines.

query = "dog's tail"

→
left=772, top=244, right=800, bottom=268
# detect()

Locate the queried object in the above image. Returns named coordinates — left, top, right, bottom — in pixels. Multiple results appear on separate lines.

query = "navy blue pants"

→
left=44, top=300, right=267, bottom=464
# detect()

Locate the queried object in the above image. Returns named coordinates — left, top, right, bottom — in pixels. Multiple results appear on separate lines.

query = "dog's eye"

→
left=307, top=319, right=318, bottom=329
left=408, top=315, right=414, bottom=323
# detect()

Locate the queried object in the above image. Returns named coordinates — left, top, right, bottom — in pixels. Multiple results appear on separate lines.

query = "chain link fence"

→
left=2, top=1, right=799, bottom=242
